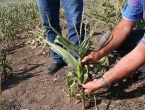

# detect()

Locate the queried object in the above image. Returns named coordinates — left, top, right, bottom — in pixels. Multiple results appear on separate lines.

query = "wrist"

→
left=99, top=77, right=108, bottom=88
left=94, top=50, right=103, bottom=61
left=93, top=79, right=104, bottom=90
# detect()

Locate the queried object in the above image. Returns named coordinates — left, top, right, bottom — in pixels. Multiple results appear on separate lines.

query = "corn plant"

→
left=38, top=18, right=112, bottom=109
left=87, top=0, right=127, bottom=31
left=0, top=1, right=41, bottom=48
left=0, top=48, right=12, bottom=84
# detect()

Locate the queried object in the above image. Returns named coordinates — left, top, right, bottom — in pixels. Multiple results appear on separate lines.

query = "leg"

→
left=37, top=0, right=67, bottom=74
left=37, top=0, right=63, bottom=63
left=61, top=0, right=85, bottom=60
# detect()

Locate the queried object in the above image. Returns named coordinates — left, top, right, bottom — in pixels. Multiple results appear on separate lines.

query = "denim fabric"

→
left=37, top=0, right=84, bottom=63
left=100, top=28, right=145, bottom=73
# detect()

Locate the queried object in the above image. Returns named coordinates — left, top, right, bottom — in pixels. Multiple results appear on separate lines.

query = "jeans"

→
left=100, top=28, right=145, bottom=74
left=37, top=0, right=84, bottom=63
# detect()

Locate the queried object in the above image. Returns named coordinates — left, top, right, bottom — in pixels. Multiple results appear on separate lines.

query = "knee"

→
left=100, top=33, right=110, bottom=47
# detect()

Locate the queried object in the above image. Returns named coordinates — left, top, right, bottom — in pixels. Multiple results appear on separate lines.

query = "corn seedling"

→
left=87, top=0, right=127, bottom=31
left=0, top=48, right=12, bottom=84
left=87, top=0, right=143, bottom=31
left=39, top=18, right=111, bottom=109
left=0, top=1, right=41, bottom=48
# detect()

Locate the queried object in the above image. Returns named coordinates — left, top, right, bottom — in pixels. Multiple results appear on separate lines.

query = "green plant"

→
left=40, top=19, right=111, bottom=109
left=135, top=19, right=144, bottom=28
left=0, top=1, right=41, bottom=48
left=0, top=48, right=12, bottom=84
left=87, top=0, right=127, bottom=31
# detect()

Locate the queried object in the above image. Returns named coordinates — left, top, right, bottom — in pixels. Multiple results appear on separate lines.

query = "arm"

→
left=82, top=18, right=137, bottom=66
left=82, top=42, right=145, bottom=94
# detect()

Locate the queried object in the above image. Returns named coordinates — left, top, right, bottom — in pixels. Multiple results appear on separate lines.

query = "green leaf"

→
left=48, top=20, right=80, bottom=57
left=102, top=2, right=107, bottom=6
left=70, top=80, right=76, bottom=97
left=55, top=35, right=80, bottom=57
left=67, top=75, right=73, bottom=88
left=48, top=20, right=62, bottom=37
left=45, top=40, right=79, bottom=71
left=68, top=71, right=81, bottom=83
left=80, top=36, right=93, bottom=57
left=105, top=55, right=109, bottom=66
left=82, top=68, right=89, bottom=83
left=67, top=73, right=76, bottom=97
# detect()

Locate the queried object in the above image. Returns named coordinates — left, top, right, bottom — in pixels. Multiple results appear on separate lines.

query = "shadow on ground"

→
left=1, top=63, right=45, bottom=91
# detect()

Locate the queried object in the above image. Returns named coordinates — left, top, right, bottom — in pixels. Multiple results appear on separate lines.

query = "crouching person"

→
left=81, top=0, right=145, bottom=94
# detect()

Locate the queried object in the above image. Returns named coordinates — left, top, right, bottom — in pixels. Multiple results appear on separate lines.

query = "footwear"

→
left=46, top=62, right=67, bottom=74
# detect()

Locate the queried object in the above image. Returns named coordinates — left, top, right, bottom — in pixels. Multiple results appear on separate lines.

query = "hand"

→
left=81, top=79, right=100, bottom=94
left=82, top=50, right=101, bottom=68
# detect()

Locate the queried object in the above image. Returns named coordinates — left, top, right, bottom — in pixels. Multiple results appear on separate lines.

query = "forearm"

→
left=82, top=19, right=136, bottom=67
left=98, top=19, right=136, bottom=58
left=82, top=41, right=145, bottom=94
left=103, top=42, right=145, bottom=85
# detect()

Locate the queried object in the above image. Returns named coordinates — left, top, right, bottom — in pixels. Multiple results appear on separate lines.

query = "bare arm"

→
left=99, top=18, right=136, bottom=57
left=82, top=42, right=145, bottom=94
left=81, top=18, right=145, bottom=94
left=82, top=18, right=137, bottom=64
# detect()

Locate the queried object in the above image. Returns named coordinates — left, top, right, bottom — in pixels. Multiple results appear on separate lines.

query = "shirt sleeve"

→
left=121, top=0, right=142, bottom=21
left=141, top=34, right=145, bottom=44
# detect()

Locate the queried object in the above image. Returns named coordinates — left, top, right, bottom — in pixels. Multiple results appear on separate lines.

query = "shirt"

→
left=121, top=0, right=145, bottom=44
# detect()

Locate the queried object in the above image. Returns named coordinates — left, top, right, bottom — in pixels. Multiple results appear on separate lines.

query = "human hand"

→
left=82, top=50, right=100, bottom=68
left=81, top=79, right=100, bottom=94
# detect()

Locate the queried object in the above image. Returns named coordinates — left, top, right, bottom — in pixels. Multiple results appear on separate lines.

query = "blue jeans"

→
left=100, top=28, right=145, bottom=74
left=37, top=0, right=84, bottom=63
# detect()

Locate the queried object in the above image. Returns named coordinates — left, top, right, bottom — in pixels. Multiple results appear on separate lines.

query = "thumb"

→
left=81, top=84, right=87, bottom=89
left=82, top=56, right=91, bottom=63
left=82, top=57, right=88, bottom=63
left=84, top=89, right=91, bottom=94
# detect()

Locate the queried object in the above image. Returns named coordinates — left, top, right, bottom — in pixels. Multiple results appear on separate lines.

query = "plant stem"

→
left=78, top=54, right=85, bottom=110
left=78, top=52, right=82, bottom=80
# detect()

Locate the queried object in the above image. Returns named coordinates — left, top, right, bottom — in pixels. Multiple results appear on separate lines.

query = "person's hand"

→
left=82, top=50, right=101, bottom=68
left=81, top=79, right=99, bottom=94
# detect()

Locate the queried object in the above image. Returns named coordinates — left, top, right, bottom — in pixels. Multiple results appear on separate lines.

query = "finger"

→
left=89, top=64, right=93, bottom=67
left=82, top=56, right=92, bottom=63
left=84, top=89, right=91, bottom=94
left=81, top=84, right=86, bottom=88
left=83, top=61, right=93, bottom=68
left=82, top=57, right=88, bottom=63
left=85, top=65, right=88, bottom=68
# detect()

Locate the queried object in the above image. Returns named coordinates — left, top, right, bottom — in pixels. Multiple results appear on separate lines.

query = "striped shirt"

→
left=121, top=0, right=145, bottom=44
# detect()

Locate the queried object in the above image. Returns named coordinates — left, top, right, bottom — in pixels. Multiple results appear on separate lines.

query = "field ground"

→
left=1, top=0, right=145, bottom=110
